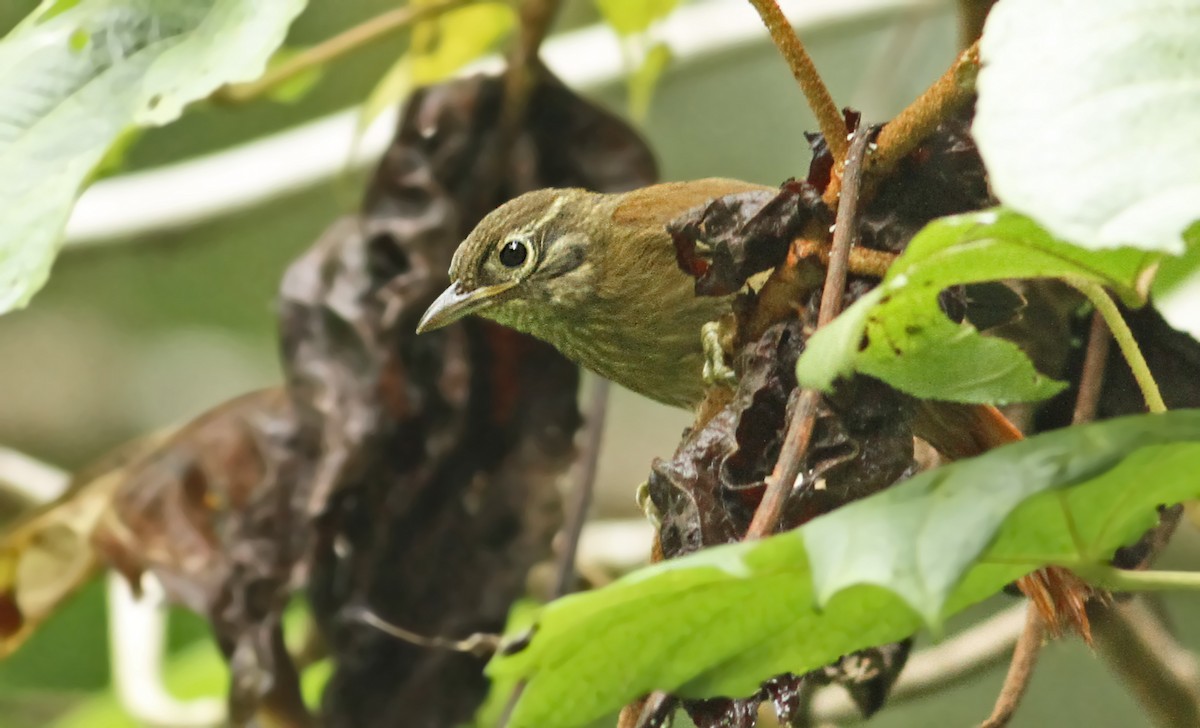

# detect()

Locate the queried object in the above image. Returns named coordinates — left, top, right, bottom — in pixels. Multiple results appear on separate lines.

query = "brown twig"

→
left=744, top=123, right=876, bottom=539
left=352, top=608, right=501, bottom=658
left=956, top=0, right=997, bottom=49
left=978, top=606, right=1044, bottom=728
left=746, top=0, right=848, bottom=167
left=500, top=0, right=562, bottom=137
left=553, top=377, right=609, bottom=598
left=497, top=376, right=608, bottom=728
left=1090, top=598, right=1200, bottom=727
left=843, top=40, right=980, bottom=206
left=792, top=238, right=897, bottom=279
left=1072, top=311, right=1111, bottom=425
left=812, top=604, right=1027, bottom=721
left=976, top=292, right=1115, bottom=726
left=495, top=683, right=527, bottom=728
left=216, top=0, right=477, bottom=103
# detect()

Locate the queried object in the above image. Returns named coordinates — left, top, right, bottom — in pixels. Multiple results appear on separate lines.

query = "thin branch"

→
left=745, top=123, right=876, bottom=539
left=745, top=390, right=822, bottom=539
left=956, top=0, right=997, bottom=49
left=978, top=606, right=1044, bottom=728
left=1090, top=598, right=1200, bottom=727
left=352, top=608, right=501, bottom=658
left=1071, top=311, right=1111, bottom=425
left=1066, top=280, right=1166, bottom=414
left=1076, top=565, right=1200, bottom=592
left=817, top=126, right=876, bottom=326
left=554, top=377, right=609, bottom=598
left=849, top=40, right=980, bottom=205
left=495, top=683, right=527, bottom=728
left=746, top=0, right=848, bottom=167
left=793, top=238, right=897, bottom=279
left=812, top=604, right=1027, bottom=722
left=500, top=0, right=562, bottom=133
left=216, top=0, right=477, bottom=103
left=499, top=375, right=608, bottom=728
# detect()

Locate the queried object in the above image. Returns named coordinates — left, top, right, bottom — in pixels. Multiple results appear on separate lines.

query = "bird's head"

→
left=416, top=188, right=598, bottom=334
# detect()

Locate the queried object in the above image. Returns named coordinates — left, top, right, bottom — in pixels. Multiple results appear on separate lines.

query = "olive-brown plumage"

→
left=417, top=179, right=770, bottom=407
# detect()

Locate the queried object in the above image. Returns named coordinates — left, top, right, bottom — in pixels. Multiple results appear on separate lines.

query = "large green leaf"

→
left=0, top=0, right=305, bottom=313
left=487, top=410, right=1200, bottom=727
left=973, top=0, right=1200, bottom=254
left=795, top=209, right=1160, bottom=403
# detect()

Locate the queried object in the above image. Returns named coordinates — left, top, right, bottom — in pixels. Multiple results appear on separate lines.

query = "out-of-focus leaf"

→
left=628, top=42, right=671, bottom=121
left=90, top=388, right=312, bottom=725
left=593, top=0, right=678, bottom=122
left=594, top=0, right=678, bottom=35
left=488, top=411, right=1200, bottom=728
left=0, top=435, right=167, bottom=658
left=974, top=0, right=1200, bottom=254
left=359, top=55, right=412, bottom=132
left=0, top=0, right=305, bottom=314
left=358, top=2, right=513, bottom=131
left=796, top=209, right=1160, bottom=403
left=411, top=4, right=513, bottom=84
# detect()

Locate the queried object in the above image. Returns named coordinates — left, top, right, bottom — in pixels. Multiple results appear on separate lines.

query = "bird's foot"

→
left=701, top=320, right=738, bottom=389
left=635, top=481, right=661, bottom=530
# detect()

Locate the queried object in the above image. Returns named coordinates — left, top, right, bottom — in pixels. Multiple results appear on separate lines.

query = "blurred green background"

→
left=1, top=0, right=1198, bottom=726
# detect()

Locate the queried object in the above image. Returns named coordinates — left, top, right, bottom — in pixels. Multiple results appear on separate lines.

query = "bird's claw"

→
left=635, top=481, right=661, bottom=529
left=701, top=320, right=737, bottom=389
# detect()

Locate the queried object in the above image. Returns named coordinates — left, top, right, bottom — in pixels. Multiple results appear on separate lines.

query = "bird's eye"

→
left=498, top=238, right=530, bottom=268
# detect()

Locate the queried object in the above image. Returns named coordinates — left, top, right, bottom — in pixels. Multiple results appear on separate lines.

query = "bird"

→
left=416, top=178, right=768, bottom=408
left=418, top=178, right=1093, bottom=638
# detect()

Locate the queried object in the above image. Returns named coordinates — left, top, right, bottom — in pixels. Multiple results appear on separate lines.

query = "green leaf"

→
left=593, top=0, right=679, bottom=36
left=487, top=411, right=1200, bottom=727
left=973, top=0, right=1200, bottom=254
left=359, top=3, right=513, bottom=132
left=796, top=209, right=1160, bottom=403
left=0, top=0, right=306, bottom=314
left=410, top=3, right=513, bottom=84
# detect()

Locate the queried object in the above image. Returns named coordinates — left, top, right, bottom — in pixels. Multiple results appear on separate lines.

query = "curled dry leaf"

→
left=0, top=434, right=165, bottom=658
left=280, top=71, right=657, bottom=728
left=90, top=388, right=313, bottom=726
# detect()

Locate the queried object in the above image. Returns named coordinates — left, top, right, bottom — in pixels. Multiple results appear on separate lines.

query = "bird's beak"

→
left=416, top=281, right=513, bottom=334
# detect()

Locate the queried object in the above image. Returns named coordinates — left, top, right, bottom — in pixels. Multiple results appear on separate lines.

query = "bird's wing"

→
left=610, top=178, right=773, bottom=229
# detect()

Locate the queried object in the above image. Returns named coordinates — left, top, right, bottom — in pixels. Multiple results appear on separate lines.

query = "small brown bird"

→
left=416, top=178, right=768, bottom=408
left=418, top=178, right=1091, bottom=636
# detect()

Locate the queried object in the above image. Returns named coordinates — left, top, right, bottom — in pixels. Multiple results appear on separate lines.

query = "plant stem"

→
left=1077, top=565, right=1200, bottom=592
left=1090, top=598, right=1200, bottom=728
left=553, top=377, right=608, bottom=598
left=746, top=0, right=848, bottom=167
left=1071, top=311, right=1111, bottom=425
left=956, top=0, right=997, bottom=49
left=1067, top=279, right=1167, bottom=414
left=217, top=0, right=477, bottom=103
left=851, top=40, right=979, bottom=205
left=979, top=606, right=1043, bottom=728
left=745, top=123, right=875, bottom=539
